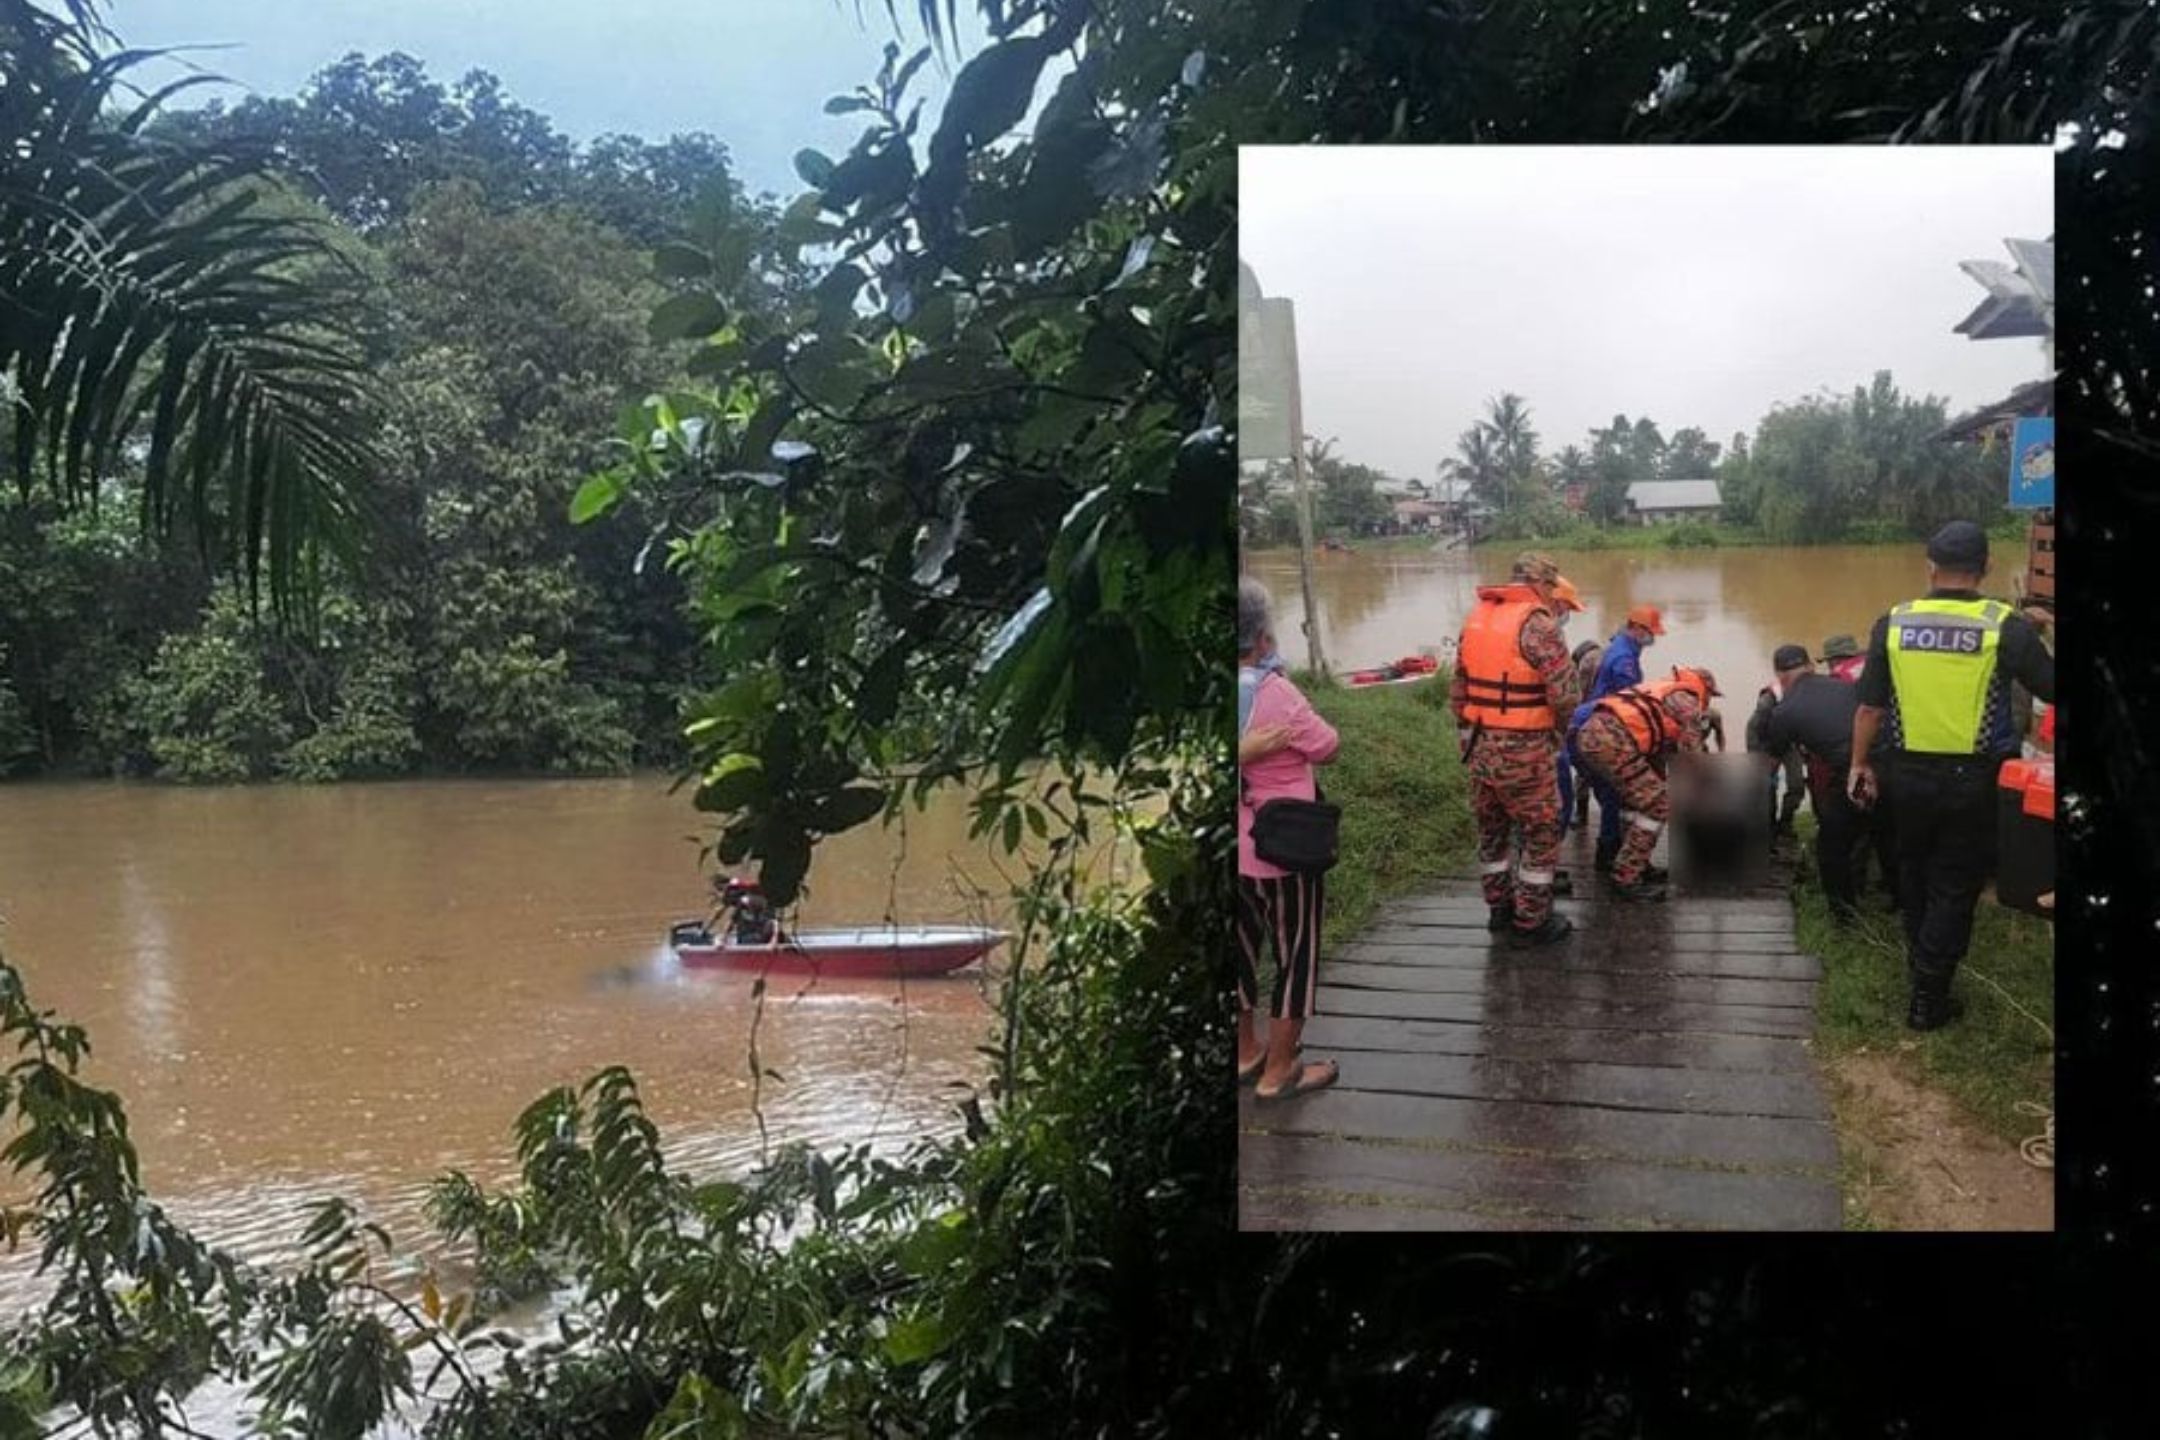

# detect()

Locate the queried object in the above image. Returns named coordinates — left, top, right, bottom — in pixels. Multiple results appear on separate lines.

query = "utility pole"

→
left=1276, top=299, right=1328, bottom=678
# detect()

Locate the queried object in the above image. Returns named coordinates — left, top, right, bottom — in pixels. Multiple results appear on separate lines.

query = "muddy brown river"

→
left=1245, top=541, right=1933, bottom=703
left=0, top=778, right=1054, bottom=1282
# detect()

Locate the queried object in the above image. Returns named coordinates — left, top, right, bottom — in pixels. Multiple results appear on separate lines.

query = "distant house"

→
left=1624, top=479, right=1722, bottom=527
left=1391, top=499, right=1445, bottom=531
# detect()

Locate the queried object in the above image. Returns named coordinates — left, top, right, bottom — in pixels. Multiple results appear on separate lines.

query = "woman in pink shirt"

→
left=1237, top=579, right=1341, bottom=1101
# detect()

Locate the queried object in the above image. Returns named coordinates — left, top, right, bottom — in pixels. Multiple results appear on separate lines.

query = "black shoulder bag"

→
left=1242, top=673, right=1342, bottom=873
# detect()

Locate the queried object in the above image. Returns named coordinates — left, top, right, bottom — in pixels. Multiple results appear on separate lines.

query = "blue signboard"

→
left=2008, top=416, right=2054, bottom=509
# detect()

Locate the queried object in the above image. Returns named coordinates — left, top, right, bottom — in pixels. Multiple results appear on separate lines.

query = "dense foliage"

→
left=1240, top=370, right=2013, bottom=549
left=0, top=33, right=799, bottom=780
left=0, top=0, right=381, bottom=611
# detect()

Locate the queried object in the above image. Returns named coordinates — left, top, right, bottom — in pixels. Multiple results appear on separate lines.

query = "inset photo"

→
left=1237, top=145, right=2054, bottom=1232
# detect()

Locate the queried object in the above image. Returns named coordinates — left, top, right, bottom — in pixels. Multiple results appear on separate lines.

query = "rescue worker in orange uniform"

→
left=1452, top=553, right=1582, bottom=945
left=1572, top=666, right=1722, bottom=900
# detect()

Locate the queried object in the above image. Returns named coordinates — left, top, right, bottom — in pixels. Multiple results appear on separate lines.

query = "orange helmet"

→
left=1673, top=665, right=1720, bottom=702
left=1626, top=604, right=1666, bottom=636
left=1551, top=577, right=1584, bottom=612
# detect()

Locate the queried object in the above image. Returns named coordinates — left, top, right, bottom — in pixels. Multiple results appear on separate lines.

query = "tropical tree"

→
left=1482, top=391, right=1540, bottom=481
left=1660, top=424, right=1721, bottom=478
left=1445, top=425, right=1504, bottom=512
left=0, top=0, right=384, bottom=608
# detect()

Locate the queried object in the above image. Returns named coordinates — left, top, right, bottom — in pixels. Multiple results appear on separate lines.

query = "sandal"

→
left=1254, top=1057, right=1339, bottom=1103
left=1237, top=1041, right=1301, bottom=1086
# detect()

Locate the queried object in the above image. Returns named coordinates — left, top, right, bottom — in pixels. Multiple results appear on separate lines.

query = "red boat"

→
left=666, top=921, right=1007, bottom=977
left=667, top=878, right=1005, bottom=977
left=1345, top=654, right=1441, bottom=688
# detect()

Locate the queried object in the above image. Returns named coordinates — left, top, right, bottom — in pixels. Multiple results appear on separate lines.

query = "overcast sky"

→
left=1240, top=146, right=2053, bottom=481
left=106, top=0, right=992, bottom=198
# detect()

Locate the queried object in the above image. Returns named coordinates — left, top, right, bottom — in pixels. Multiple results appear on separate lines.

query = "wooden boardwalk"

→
left=1238, top=830, right=1841, bottom=1232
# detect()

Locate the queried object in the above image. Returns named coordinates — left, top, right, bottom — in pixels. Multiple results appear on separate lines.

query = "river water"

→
left=1245, top=541, right=1931, bottom=702
left=0, top=778, right=1040, bottom=1287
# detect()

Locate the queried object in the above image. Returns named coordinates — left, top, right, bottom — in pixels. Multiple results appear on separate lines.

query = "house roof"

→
left=1428, top=478, right=1473, bottom=504
left=1933, top=377, right=2054, bottom=442
left=1392, top=499, right=1445, bottom=518
left=1626, top=479, right=1722, bottom=511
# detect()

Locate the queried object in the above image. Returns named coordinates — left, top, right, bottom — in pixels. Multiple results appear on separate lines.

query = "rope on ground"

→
left=2015, top=1101, right=2055, bottom=1170
left=1845, top=918, right=2055, bottom=1044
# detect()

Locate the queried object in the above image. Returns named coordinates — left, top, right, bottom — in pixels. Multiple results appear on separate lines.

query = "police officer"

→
left=1453, top=553, right=1582, bottom=946
left=1848, top=520, right=2055, bottom=1030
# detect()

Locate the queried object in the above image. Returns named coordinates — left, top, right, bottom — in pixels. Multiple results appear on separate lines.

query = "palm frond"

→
left=0, top=0, right=380, bottom=610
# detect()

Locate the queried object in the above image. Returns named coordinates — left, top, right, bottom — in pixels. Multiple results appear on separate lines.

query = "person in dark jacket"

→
left=1849, top=521, right=2056, bottom=1030
left=1757, top=644, right=1864, bottom=921
left=1745, top=655, right=1809, bottom=841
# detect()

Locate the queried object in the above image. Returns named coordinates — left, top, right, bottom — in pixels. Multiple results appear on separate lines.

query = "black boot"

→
left=1906, top=976, right=1966, bottom=1031
left=1608, top=875, right=1669, bottom=902
left=1594, top=840, right=1617, bottom=875
left=1551, top=870, right=1573, bottom=896
left=1512, top=912, right=1575, bottom=947
left=1488, top=903, right=1513, bottom=933
left=1640, top=862, right=1669, bottom=884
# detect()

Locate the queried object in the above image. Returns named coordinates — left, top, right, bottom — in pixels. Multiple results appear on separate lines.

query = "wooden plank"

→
left=1299, top=1013, right=1817, bottom=1073
left=1238, top=1190, right=1591, bottom=1232
left=1240, top=1088, right=1840, bottom=1171
left=1376, top=907, right=1798, bottom=936
left=1315, top=984, right=1816, bottom=1039
left=1242, top=1133, right=1841, bottom=1231
left=1357, top=926, right=1801, bottom=955
left=1334, top=942, right=1823, bottom=983
left=1325, top=962, right=1817, bottom=1013
left=1290, top=1046, right=1826, bottom=1120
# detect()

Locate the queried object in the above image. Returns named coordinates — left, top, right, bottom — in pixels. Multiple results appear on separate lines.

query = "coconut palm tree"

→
left=1482, top=392, right=1539, bottom=480
left=1, top=0, right=381, bottom=608
left=1444, top=425, right=1504, bottom=512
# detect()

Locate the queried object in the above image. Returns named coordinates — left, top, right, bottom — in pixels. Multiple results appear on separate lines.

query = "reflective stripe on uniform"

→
left=1884, top=597, right=2007, bottom=753
left=1480, top=859, right=1513, bottom=875
left=1626, top=811, right=1663, bottom=832
left=1518, top=868, right=1556, bottom=886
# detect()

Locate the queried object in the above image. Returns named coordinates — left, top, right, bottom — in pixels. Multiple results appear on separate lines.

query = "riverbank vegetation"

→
left=1240, top=370, right=2025, bottom=553
left=1296, top=678, right=1476, bottom=949
left=1, top=30, right=795, bottom=782
left=1790, top=815, right=2055, bottom=1147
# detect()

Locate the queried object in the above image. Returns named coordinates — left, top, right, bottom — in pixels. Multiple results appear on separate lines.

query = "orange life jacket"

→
left=1594, top=675, right=1708, bottom=756
left=1455, top=585, right=1557, bottom=730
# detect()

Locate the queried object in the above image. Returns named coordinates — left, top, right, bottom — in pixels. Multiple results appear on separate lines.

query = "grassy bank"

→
left=1295, top=675, right=1477, bottom=949
left=1788, top=813, right=2055, bottom=1145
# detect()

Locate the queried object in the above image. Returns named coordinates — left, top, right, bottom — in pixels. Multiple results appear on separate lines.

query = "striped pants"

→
left=1236, top=872, right=1325, bottom=1020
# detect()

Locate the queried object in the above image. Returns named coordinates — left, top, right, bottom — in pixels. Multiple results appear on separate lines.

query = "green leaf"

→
left=569, top=473, right=622, bottom=525
left=793, top=148, right=837, bottom=188
left=693, top=754, right=766, bottom=812
left=644, top=1372, right=746, bottom=1440
left=809, top=785, right=887, bottom=835
left=856, top=646, right=909, bottom=726
left=932, top=36, right=1052, bottom=154
left=648, top=292, right=729, bottom=342
left=884, top=1310, right=949, bottom=1366
left=653, top=243, right=711, bottom=280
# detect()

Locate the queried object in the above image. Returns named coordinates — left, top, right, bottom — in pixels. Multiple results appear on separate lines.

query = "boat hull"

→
left=669, top=924, right=1005, bottom=977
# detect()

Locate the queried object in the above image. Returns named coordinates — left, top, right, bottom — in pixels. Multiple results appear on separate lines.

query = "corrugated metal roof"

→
left=1626, top=479, right=1722, bottom=510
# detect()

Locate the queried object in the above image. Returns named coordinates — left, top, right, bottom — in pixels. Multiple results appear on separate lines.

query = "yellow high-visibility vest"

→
left=1884, top=597, right=2009, bottom=753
